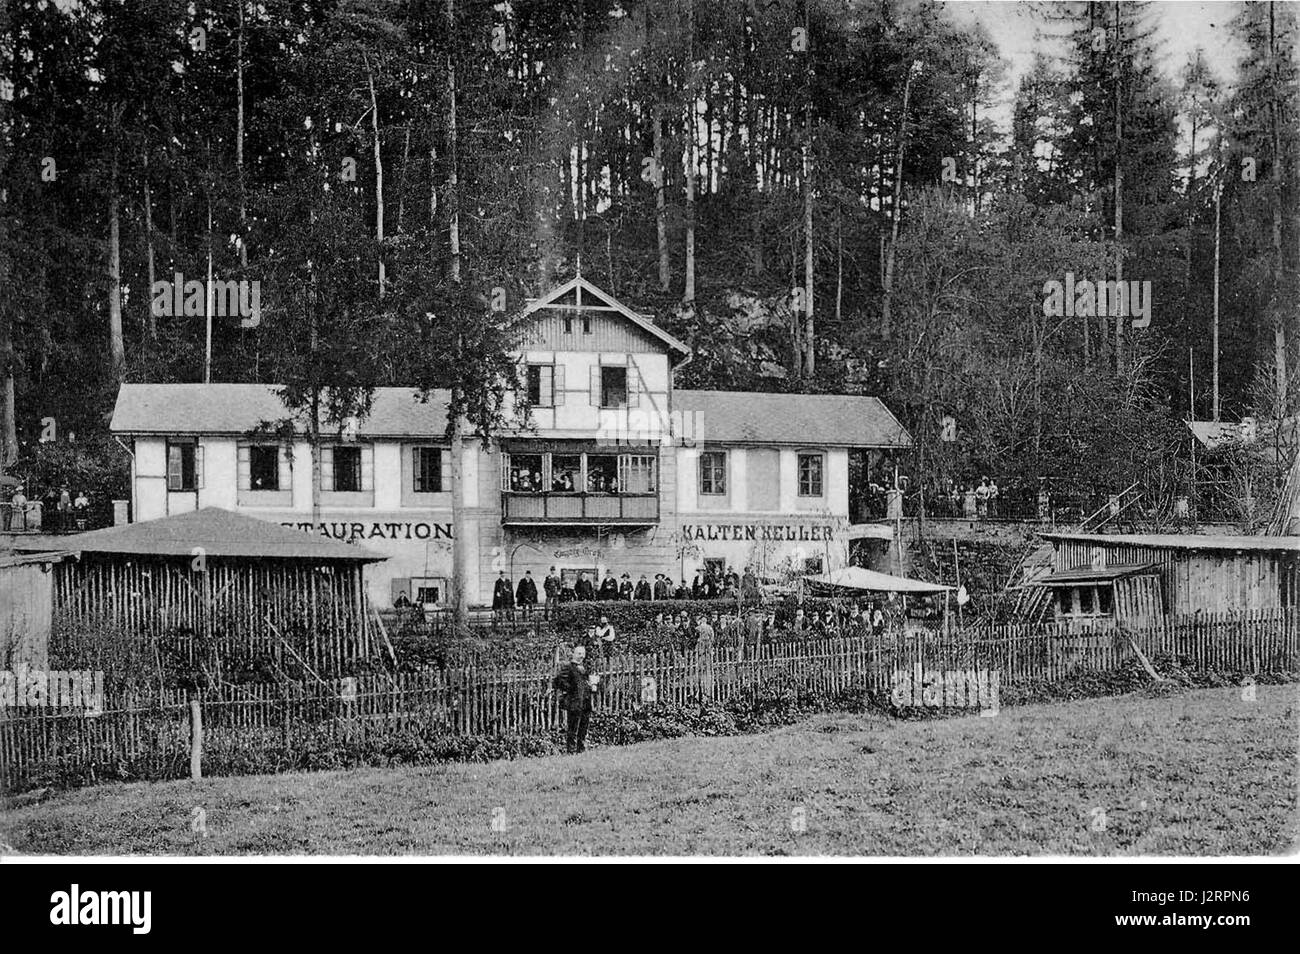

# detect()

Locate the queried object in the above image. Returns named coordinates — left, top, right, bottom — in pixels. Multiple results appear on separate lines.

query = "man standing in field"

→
left=553, top=645, right=595, bottom=754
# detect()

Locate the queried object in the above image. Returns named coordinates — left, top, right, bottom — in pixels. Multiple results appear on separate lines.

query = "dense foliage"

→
left=1, top=1, right=1296, bottom=506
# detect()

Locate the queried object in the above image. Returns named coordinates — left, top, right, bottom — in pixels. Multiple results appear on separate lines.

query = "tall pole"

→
left=204, top=195, right=213, bottom=384
left=1212, top=178, right=1222, bottom=421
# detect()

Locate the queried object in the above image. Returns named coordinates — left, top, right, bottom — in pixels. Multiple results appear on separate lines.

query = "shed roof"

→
left=1039, top=564, right=1160, bottom=585
left=807, top=566, right=952, bottom=593
left=111, top=384, right=451, bottom=438
left=673, top=390, right=911, bottom=448
left=12, top=508, right=385, bottom=562
left=1041, top=532, right=1300, bottom=553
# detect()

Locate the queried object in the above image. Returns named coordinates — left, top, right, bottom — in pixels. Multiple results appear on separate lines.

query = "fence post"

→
left=189, top=693, right=203, bottom=781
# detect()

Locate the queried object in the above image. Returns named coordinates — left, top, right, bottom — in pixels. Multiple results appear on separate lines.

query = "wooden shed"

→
left=1037, top=532, right=1300, bottom=624
left=13, top=507, right=387, bottom=675
left=0, top=551, right=69, bottom=668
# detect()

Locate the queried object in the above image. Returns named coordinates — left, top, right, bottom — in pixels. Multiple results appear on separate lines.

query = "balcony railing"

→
left=501, top=492, right=659, bottom=525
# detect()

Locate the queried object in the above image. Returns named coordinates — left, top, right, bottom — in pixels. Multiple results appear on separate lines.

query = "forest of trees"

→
left=1, top=0, right=1297, bottom=506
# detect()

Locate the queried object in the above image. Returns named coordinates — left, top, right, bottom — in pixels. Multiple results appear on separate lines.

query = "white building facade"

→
left=111, top=279, right=911, bottom=608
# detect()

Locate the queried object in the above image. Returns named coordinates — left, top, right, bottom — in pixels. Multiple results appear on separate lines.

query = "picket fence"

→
left=2, top=611, right=1297, bottom=793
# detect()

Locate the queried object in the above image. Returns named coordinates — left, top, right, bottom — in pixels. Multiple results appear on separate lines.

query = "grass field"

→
left=3, top=685, right=1297, bottom=856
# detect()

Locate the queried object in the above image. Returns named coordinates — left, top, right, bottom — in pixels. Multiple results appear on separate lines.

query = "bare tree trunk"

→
left=1213, top=179, right=1222, bottom=421
left=881, top=69, right=913, bottom=341
left=0, top=314, right=15, bottom=470
left=1113, top=1, right=1126, bottom=374
left=143, top=149, right=157, bottom=341
left=365, top=53, right=385, bottom=297
left=108, top=132, right=125, bottom=382
left=835, top=209, right=843, bottom=324
left=446, top=0, right=460, bottom=283
left=396, top=125, right=410, bottom=233
left=1269, top=1, right=1289, bottom=415
left=683, top=0, right=696, bottom=303
left=801, top=0, right=814, bottom=373
left=654, top=105, right=670, bottom=290
left=236, top=0, right=248, bottom=271
left=802, top=113, right=815, bottom=375
left=428, top=143, right=438, bottom=223
left=310, top=389, right=322, bottom=529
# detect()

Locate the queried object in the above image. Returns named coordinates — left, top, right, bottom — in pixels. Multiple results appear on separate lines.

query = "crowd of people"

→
left=485, top=564, right=766, bottom=616
left=2, top=483, right=93, bottom=532
left=932, top=477, right=1002, bottom=520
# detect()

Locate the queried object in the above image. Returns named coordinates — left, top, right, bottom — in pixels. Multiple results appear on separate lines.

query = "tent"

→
left=805, top=566, right=953, bottom=594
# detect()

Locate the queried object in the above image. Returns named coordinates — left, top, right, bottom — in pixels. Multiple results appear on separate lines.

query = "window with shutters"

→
left=600, top=366, right=627, bottom=408
left=166, top=440, right=201, bottom=492
left=699, top=451, right=727, bottom=496
left=798, top=452, right=824, bottom=497
left=526, top=364, right=554, bottom=407
left=413, top=446, right=443, bottom=493
left=249, top=445, right=280, bottom=491
left=333, top=446, right=363, bottom=492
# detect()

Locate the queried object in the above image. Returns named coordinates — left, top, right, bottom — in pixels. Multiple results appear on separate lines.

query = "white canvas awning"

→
left=806, top=566, right=953, bottom=594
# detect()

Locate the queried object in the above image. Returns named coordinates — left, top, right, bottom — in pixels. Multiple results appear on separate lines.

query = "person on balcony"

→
left=56, top=485, right=72, bottom=532
left=652, top=573, right=671, bottom=600
left=741, top=566, right=760, bottom=603
left=691, top=569, right=705, bottom=600
left=634, top=574, right=652, bottom=601
left=8, top=486, right=28, bottom=531
left=673, top=578, right=690, bottom=600
left=618, top=572, right=634, bottom=601
left=575, top=572, right=595, bottom=601
left=598, top=570, right=619, bottom=601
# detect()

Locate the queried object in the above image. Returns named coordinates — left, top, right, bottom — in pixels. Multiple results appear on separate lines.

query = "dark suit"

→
left=516, top=576, right=538, bottom=606
left=492, top=577, right=514, bottom=610
left=543, top=575, right=561, bottom=601
left=653, top=579, right=670, bottom=600
left=598, top=577, right=619, bottom=601
left=618, top=580, right=634, bottom=601
left=634, top=580, right=652, bottom=601
left=575, top=578, right=595, bottom=601
left=553, top=661, right=593, bottom=753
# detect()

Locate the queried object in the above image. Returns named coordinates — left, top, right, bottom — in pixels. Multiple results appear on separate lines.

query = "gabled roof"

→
left=13, top=508, right=385, bottom=562
left=112, top=384, right=451, bottom=438
left=521, top=277, right=691, bottom=359
left=673, top=390, right=912, bottom=448
left=1041, top=532, right=1300, bottom=553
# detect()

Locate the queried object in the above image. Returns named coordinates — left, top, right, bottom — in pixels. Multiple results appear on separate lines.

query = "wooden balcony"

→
left=501, top=492, right=660, bottom=526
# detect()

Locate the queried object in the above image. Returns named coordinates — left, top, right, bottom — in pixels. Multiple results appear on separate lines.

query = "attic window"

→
left=563, top=315, right=573, bottom=333
left=582, top=315, right=592, bottom=334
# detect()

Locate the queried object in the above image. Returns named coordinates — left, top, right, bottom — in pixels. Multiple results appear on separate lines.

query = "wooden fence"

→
left=3, top=611, right=1298, bottom=793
